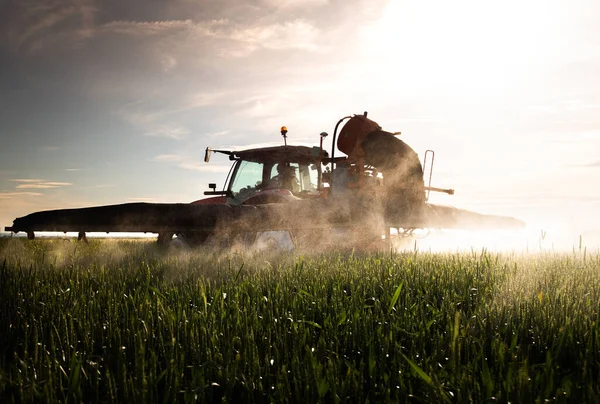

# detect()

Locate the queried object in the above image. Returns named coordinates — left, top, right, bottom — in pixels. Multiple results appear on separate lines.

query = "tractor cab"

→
left=202, top=145, right=329, bottom=205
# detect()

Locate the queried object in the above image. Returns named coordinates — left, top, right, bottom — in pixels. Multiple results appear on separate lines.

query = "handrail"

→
left=423, top=149, right=435, bottom=201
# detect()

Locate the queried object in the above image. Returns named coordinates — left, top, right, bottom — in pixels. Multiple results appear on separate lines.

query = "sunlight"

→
left=408, top=228, right=541, bottom=253
left=405, top=212, right=598, bottom=253
left=360, top=0, right=564, bottom=99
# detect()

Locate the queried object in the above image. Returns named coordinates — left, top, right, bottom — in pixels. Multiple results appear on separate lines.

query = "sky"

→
left=1, top=0, right=599, bottom=248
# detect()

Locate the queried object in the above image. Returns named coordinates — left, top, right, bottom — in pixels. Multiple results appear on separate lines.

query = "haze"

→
left=1, top=0, right=599, bottom=249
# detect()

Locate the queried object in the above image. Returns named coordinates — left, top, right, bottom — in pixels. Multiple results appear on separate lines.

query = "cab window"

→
left=269, top=163, right=318, bottom=193
left=230, top=161, right=264, bottom=197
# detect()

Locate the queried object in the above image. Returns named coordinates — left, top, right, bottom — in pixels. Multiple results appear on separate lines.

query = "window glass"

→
left=269, top=163, right=318, bottom=193
left=303, top=164, right=319, bottom=192
left=230, top=161, right=264, bottom=197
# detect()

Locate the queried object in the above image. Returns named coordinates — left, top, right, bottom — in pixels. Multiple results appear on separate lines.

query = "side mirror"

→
left=204, top=147, right=211, bottom=163
left=204, top=182, right=228, bottom=196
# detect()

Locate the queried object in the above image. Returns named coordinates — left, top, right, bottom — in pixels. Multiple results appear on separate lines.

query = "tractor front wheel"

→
left=157, top=232, right=175, bottom=246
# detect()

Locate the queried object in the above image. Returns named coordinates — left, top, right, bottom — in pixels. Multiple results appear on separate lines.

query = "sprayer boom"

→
left=424, top=186, right=455, bottom=195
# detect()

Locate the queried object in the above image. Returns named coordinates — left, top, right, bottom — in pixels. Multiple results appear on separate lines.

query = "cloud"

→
left=262, top=0, right=329, bottom=8
left=0, top=192, right=44, bottom=199
left=2, top=1, right=322, bottom=54
left=583, top=160, right=600, bottom=167
left=3, top=1, right=367, bottom=152
left=153, top=154, right=185, bottom=162
left=185, top=92, right=231, bottom=109
left=92, top=17, right=323, bottom=72
left=100, top=18, right=320, bottom=54
left=65, top=168, right=82, bottom=171
left=178, top=162, right=231, bottom=173
left=143, top=124, right=190, bottom=139
left=153, top=153, right=231, bottom=173
left=100, top=19, right=216, bottom=38
left=117, top=91, right=232, bottom=137
left=11, top=179, right=73, bottom=189
left=160, top=54, right=177, bottom=72
left=88, top=184, right=115, bottom=189
left=10, top=179, right=44, bottom=183
left=2, top=0, right=97, bottom=52
left=121, top=107, right=202, bottom=140
left=226, top=19, right=321, bottom=54
left=205, top=130, right=230, bottom=137
left=16, top=183, right=72, bottom=189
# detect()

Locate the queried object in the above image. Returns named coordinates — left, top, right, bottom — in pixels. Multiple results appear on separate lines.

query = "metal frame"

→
left=423, top=149, right=435, bottom=201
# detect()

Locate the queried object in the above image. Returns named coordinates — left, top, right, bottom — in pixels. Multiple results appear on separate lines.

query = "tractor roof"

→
left=230, top=145, right=329, bottom=164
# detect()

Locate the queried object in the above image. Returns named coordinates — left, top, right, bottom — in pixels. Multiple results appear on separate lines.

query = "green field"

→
left=0, top=239, right=599, bottom=403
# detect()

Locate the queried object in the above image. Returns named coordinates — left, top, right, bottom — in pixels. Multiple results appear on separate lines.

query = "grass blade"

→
left=388, top=281, right=404, bottom=313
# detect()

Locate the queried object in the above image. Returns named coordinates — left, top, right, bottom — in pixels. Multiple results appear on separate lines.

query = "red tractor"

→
left=5, top=113, right=524, bottom=250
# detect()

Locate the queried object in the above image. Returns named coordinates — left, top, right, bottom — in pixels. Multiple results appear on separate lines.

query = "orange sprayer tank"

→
left=337, top=115, right=381, bottom=157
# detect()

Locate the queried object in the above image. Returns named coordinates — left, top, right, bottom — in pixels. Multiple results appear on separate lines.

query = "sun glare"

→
left=361, top=0, right=564, bottom=99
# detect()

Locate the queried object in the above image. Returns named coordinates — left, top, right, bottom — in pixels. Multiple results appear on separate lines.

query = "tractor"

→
left=5, top=112, right=524, bottom=250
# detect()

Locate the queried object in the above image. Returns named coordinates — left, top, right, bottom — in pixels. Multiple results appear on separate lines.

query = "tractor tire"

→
left=157, top=232, right=175, bottom=246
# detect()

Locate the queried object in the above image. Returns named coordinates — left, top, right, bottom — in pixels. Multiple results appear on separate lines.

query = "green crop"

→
left=0, top=238, right=598, bottom=402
